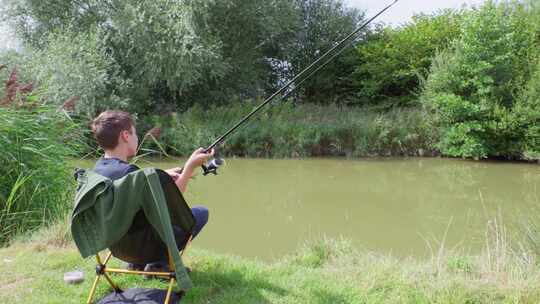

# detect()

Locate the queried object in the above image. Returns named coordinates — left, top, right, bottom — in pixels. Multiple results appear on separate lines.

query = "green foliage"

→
left=354, top=10, right=464, bottom=107
left=3, top=0, right=230, bottom=114
left=143, top=102, right=435, bottom=158
left=2, top=0, right=539, bottom=161
left=3, top=0, right=364, bottom=114
left=0, top=104, right=82, bottom=245
left=106, top=0, right=228, bottom=112
left=447, top=256, right=475, bottom=274
left=31, top=29, right=130, bottom=117
left=514, top=60, right=540, bottom=158
left=421, top=1, right=539, bottom=159
left=284, top=0, right=363, bottom=104
left=187, top=0, right=298, bottom=102
left=3, top=0, right=112, bottom=47
left=1, top=29, right=130, bottom=118
left=0, top=66, right=83, bottom=245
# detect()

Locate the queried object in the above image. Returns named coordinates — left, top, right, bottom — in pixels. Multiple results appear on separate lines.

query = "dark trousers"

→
left=173, top=206, right=209, bottom=251
left=131, top=206, right=209, bottom=268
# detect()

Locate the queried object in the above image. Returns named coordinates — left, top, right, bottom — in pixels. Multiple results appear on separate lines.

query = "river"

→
left=74, top=157, right=539, bottom=261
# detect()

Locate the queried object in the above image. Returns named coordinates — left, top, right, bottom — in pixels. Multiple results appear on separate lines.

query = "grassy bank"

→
left=2, top=221, right=540, bottom=304
left=140, top=103, right=438, bottom=159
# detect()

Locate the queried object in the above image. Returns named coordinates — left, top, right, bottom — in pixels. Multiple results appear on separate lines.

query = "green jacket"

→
left=71, top=168, right=192, bottom=291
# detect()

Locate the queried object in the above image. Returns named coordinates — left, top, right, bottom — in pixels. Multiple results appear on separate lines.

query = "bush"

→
left=0, top=70, right=82, bottom=246
left=421, top=1, right=539, bottom=159
left=353, top=9, right=464, bottom=107
left=514, top=60, right=540, bottom=159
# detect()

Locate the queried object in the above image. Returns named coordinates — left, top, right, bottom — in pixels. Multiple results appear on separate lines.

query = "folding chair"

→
left=78, top=170, right=196, bottom=304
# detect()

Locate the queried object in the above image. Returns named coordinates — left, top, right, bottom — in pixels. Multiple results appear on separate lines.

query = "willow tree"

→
left=3, top=0, right=366, bottom=115
left=3, top=0, right=227, bottom=114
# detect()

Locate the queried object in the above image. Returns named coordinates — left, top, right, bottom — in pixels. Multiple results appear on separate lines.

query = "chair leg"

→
left=86, top=275, right=101, bottom=304
left=97, top=252, right=122, bottom=292
left=181, top=235, right=193, bottom=258
left=164, top=240, right=192, bottom=304
left=103, top=272, right=122, bottom=293
left=163, top=277, right=176, bottom=304
left=86, top=248, right=186, bottom=304
left=87, top=252, right=123, bottom=304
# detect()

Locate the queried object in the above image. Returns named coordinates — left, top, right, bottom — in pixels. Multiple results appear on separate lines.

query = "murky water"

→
left=74, top=157, right=539, bottom=261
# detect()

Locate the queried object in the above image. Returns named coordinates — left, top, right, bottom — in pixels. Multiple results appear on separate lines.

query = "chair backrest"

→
left=74, top=168, right=196, bottom=264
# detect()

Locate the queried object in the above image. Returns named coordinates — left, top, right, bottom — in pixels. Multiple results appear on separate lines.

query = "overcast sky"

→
left=0, top=24, right=17, bottom=50
left=345, top=0, right=486, bottom=25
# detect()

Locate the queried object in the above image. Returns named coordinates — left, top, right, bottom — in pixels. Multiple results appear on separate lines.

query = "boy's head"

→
left=91, top=110, right=138, bottom=158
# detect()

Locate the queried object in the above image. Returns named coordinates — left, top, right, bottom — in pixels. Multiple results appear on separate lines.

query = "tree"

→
left=103, top=0, right=227, bottom=113
left=353, top=9, right=464, bottom=108
left=3, top=0, right=229, bottom=113
left=182, top=0, right=299, bottom=104
left=421, top=1, right=539, bottom=159
left=514, top=60, right=540, bottom=158
left=3, top=0, right=113, bottom=47
left=3, top=0, right=366, bottom=112
left=283, top=0, right=364, bottom=104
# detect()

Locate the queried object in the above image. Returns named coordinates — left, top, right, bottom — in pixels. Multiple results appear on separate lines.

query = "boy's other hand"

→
left=185, top=148, right=215, bottom=171
left=165, top=167, right=183, bottom=181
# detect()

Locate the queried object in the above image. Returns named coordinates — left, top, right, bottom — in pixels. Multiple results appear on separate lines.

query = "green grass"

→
left=2, top=221, right=540, bottom=303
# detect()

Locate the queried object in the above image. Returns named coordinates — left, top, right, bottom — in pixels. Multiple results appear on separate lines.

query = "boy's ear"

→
left=119, top=130, right=129, bottom=143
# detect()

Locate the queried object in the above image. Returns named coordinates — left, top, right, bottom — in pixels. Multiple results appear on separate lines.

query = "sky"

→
left=0, top=24, right=18, bottom=50
left=345, top=0, right=486, bottom=25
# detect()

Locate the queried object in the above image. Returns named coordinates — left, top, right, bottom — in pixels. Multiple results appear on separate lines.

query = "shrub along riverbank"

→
left=138, top=101, right=540, bottom=161
left=1, top=220, right=540, bottom=303
left=139, top=103, right=438, bottom=159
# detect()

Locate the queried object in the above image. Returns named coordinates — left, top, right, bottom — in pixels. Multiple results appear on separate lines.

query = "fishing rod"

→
left=200, top=0, right=399, bottom=176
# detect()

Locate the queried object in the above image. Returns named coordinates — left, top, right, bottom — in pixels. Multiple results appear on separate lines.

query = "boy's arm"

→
left=172, top=148, right=214, bottom=193
left=174, top=165, right=195, bottom=193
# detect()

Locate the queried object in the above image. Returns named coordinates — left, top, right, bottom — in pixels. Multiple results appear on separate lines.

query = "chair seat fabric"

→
left=109, top=171, right=194, bottom=264
left=72, top=168, right=195, bottom=291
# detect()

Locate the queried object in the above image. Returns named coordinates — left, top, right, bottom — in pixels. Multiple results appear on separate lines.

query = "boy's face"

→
left=121, top=125, right=138, bottom=158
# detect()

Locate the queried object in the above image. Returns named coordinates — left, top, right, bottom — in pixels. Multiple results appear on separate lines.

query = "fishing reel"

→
left=201, top=150, right=225, bottom=176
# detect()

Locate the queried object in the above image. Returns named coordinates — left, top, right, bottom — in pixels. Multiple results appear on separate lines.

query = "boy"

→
left=91, top=110, right=213, bottom=273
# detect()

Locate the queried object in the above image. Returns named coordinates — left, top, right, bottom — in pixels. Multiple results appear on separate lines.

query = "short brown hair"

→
left=91, top=110, right=134, bottom=149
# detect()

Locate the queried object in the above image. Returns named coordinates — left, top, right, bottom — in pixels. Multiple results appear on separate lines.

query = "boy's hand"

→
left=174, top=149, right=214, bottom=193
left=185, top=148, right=215, bottom=172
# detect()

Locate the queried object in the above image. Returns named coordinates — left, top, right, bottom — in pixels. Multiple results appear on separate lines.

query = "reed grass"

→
left=0, top=104, right=82, bottom=246
left=141, top=102, right=438, bottom=158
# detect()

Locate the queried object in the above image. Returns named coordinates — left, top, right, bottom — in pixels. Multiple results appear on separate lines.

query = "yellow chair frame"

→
left=86, top=236, right=193, bottom=304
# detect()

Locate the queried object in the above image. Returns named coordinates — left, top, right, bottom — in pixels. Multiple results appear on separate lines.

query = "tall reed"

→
left=0, top=70, right=83, bottom=245
left=142, top=102, right=438, bottom=158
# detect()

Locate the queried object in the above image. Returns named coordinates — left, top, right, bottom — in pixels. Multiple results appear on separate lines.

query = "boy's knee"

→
left=192, top=206, right=209, bottom=224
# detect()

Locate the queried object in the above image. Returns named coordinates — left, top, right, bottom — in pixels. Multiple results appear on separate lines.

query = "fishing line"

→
left=200, top=0, right=399, bottom=175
